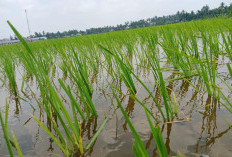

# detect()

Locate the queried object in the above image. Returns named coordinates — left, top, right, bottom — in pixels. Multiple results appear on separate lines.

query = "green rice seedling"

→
left=7, top=21, right=50, bottom=103
left=218, top=63, right=232, bottom=114
left=130, top=72, right=166, bottom=121
left=62, top=48, right=97, bottom=117
left=100, top=43, right=167, bottom=121
left=219, top=28, right=232, bottom=61
left=100, top=45, right=137, bottom=95
left=159, top=27, right=192, bottom=77
left=101, top=46, right=114, bottom=70
left=0, top=99, right=23, bottom=157
left=219, top=90, right=232, bottom=114
left=226, top=63, right=232, bottom=77
left=145, top=110, right=168, bottom=157
left=188, top=29, right=200, bottom=59
left=129, top=95, right=159, bottom=123
left=112, top=88, right=148, bottom=157
left=110, top=80, right=160, bottom=123
left=122, top=36, right=137, bottom=65
left=208, top=29, right=220, bottom=58
left=112, top=86, right=170, bottom=157
left=7, top=21, right=108, bottom=156
left=172, top=91, right=178, bottom=115
left=84, top=116, right=108, bottom=152
left=198, top=28, right=218, bottom=96
left=70, top=46, right=93, bottom=96
left=183, top=25, right=220, bottom=98
left=0, top=53, right=18, bottom=97
left=57, top=44, right=98, bottom=118
left=10, top=131, right=24, bottom=157
left=80, top=43, right=101, bottom=73
left=20, top=74, right=26, bottom=93
left=144, top=36, right=174, bottom=121
left=0, top=100, right=14, bottom=156
left=33, top=78, right=108, bottom=156
left=59, top=79, right=86, bottom=120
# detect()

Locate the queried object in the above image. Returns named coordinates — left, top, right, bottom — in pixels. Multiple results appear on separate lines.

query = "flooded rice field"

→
left=0, top=57, right=231, bottom=157
left=0, top=18, right=232, bottom=157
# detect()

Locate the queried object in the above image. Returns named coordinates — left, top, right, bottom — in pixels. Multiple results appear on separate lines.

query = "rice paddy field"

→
left=0, top=17, right=232, bottom=157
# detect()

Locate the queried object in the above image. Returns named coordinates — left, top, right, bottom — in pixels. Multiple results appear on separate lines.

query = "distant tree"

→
left=229, top=3, right=232, bottom=16
left=27, top=3, right=232, bottom=40
left=201, top=5, right=210, bottom=16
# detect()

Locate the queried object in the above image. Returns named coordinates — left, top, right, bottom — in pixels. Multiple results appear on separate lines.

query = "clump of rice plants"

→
left=0, top=17, right=232, bottom=157
left=6, top=21, right=108, bottom=156
left=0, top=53, right=18, bottom=97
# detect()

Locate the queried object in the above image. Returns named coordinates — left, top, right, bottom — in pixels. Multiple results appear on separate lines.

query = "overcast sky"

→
left=0, top=0, right=231, bottom=39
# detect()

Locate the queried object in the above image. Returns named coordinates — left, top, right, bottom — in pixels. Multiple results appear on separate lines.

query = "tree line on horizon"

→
left=22, top=2, right=232, bottom=39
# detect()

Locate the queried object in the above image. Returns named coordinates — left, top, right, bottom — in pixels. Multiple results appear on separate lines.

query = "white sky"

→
left=0, top=0, right=231, bottom=38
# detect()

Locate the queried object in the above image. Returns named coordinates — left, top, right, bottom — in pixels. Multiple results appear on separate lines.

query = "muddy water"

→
left=0, top=55, right=232, bottom=157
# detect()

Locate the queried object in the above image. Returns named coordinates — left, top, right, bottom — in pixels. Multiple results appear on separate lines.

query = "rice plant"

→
left=0, top=99, right=23, bottom=157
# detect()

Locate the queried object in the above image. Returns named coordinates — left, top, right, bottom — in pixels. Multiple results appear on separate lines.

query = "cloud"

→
left=0, top=0, right=38, bottom=9
left=0, top=0, right=231, bottom=38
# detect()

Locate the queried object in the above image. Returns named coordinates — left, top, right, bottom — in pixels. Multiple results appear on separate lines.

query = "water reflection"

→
left=123, top=96, right=135, bottom=131
left=14, top=98, right=20, bottom=114
left=81, top=115, right=98, bottom=156
left=144, top=122, right=176, bottom=157
left=193, top=96, right=219, bottom=153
